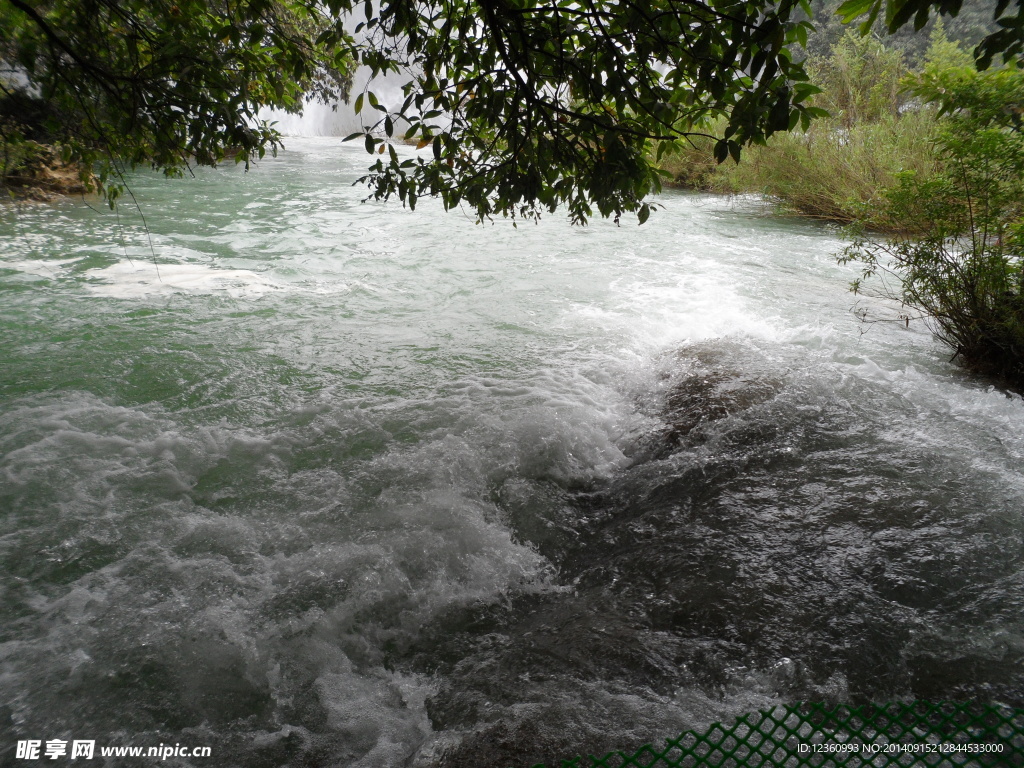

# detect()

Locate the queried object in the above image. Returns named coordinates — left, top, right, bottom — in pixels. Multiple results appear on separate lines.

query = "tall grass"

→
left=716, top=109, right=940, bottom=231
left=656, top=109, right=940, bottom=232
left=655, top=31, right=944, bottom=233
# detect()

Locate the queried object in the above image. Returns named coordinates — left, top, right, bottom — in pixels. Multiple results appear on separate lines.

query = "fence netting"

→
left=543, top=702, right=1024, bottom=768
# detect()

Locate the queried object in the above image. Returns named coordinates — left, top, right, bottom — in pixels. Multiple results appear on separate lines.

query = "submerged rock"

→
left=399, top=339, right=1024, bottom=767
left=656, top=341, right=784, bottom=449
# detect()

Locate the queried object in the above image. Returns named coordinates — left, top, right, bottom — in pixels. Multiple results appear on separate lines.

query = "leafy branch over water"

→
left=5, top=0, right=1022, bottom=222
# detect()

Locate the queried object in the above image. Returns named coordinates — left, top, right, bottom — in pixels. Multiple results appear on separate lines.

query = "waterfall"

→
left=260, top=66, right=411, bottom=137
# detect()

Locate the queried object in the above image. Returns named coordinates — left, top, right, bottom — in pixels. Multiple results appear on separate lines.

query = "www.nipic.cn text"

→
left=15, top=740, right=212, bottom=760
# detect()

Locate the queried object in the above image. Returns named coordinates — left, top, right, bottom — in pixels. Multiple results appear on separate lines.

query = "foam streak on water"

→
left=1, top=139, right=1022, bottom=767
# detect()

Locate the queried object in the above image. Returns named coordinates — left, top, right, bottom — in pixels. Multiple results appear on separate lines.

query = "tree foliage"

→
left=3, top=0, right=1024, bottom=222
left=1, top=0, right=354, bottom=198
left=343, top=0, right=1024, bottom=224
left=339, top=0, right=824, bottom=224
left=912, top=37, right=1024, bottom=128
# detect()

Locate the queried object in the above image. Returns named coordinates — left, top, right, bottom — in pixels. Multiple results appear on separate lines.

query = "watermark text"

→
left=16, top=740, right=211, bottom=760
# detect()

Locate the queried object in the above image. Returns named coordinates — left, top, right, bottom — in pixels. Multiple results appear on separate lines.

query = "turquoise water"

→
left=1, top=139, right=1022, bottom=766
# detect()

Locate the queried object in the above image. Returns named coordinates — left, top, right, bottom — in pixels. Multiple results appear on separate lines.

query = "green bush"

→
left=1, top=123, right=48, bottom=186
left=0, top=119, right=94, bottom=198
left=840, top=79, right=1024, bottom=387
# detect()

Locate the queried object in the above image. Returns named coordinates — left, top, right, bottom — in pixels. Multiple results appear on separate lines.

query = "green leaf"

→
left=836, top=0, right=877, bottom=23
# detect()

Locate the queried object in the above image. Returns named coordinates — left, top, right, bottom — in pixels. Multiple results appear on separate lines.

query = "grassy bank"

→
left=716, top=110, right=939, bottom=232
left=658, top=111, right=940, bottom=233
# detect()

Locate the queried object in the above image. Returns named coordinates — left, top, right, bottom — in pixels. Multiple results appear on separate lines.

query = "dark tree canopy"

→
left=344, top=0, right=822, bottom=223
left=1, top=0, right=1022, bottom=220
left=1, top=0, right=354, bottom=195
left=302, top=0, right=1024, bottom=223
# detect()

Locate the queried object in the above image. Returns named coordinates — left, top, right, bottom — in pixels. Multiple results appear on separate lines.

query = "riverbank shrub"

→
left=1, top=120, right=94, bottom=200
left=840, top=66, right=1024, bottom=387
left=1, top=130, right=43, bottom=188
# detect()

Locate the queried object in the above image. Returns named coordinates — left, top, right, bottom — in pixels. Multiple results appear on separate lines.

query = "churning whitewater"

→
left=1, top=139, right=1022, bottom=767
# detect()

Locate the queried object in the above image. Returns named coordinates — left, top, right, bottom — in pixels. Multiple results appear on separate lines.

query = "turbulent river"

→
left=1, top=139, right=1022, bottom=767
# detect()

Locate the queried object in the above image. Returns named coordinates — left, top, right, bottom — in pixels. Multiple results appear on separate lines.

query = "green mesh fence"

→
left=544, top=702, right=1024, bottom=768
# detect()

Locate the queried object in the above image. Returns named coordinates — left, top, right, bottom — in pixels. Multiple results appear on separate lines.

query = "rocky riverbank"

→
left=2, top=141, right=93, bottom=201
